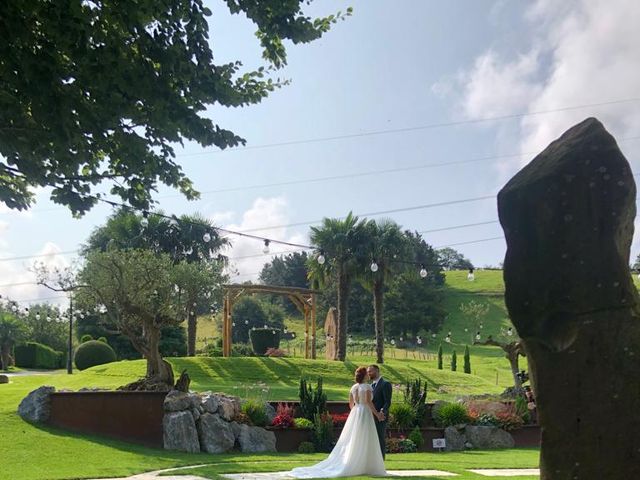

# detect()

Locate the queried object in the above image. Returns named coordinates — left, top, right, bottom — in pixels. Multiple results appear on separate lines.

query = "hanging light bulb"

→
left=417, top=338, right=423, bottom=345
left=391, top=338, right=396, bottom=346
left=46, top=316, right=51, bottom=321
left=169, top=216, right=179, bottom=229
left=445, top=335, right=451, bottom=343
left=284, top=328, right=288, bottom=334
left=272, top=330, right=276, bottom=335
left=263, top=324, right=268, bottom=329
left=291, top=333, right=296, bottom=338
left=263, top=239, right=271, bottom=254
left=467, top=268, right=475, bottom=281
left=476, top=332, right=481, bottom=341
left=11, top=305, right=17, bottom=312
left=141, top=212, right=149, bottom=228
left=36, top=313, right=41, bottom=320
left=419, top=265, right=428, bottom=278
left=431, top=333, right=437, bottom=338
left=507, top=327, right=513, bottom=336
left=184, top=247, right=193, bottom=256
left=203, top=232, right=211, bottom=243
left=245, top=320, right=249, bottom=325
left=232, top=322, right=236, bottom=327
left=317, top=250, right=326, bottom=265
left=370, top=261, right=379, bottom=273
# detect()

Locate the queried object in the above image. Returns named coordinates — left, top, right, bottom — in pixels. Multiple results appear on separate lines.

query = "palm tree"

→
left=308, top=213, right=367, bottom=361
left=0, top=311, right=25, bottom=370
left=360, top=219, right=408, bottom=364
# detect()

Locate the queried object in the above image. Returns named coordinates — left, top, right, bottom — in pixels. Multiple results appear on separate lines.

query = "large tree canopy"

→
left=0, top=1, right=349, bottom=214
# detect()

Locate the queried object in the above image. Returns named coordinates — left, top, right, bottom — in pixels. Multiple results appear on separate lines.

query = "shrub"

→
left=298, top=441, right=315, bottom=453
left=495, top=410, right=525, bottom=431
left=408, top=426, right=424, bottom=449
left=434, top=402, right=469, bottom=427
left=15, top=342, right=64, bottom=369
left=242, top=399, right=269, bottom=427
left=330, top=412, right=350, bottom=428
left=514, top=396, right=531, bottom=424
left=74, top=340, right=117, bottom=370
left=389, top=403, right=416, bottom=432
left=437, top=343, right=443, bottom=370
left=299, top=378, right=327, bottom=421
left=313, top=412, right=334, bottom=453
left=97, top=336, right=108, bottom=344
left=271, top=402, right=295, bottom=428
left=403, top=378, right=427, bottom=426
left=475, top=413, right=500, bottom=427
left=249, top=328, right=281, bottom=355
left=386, top=437, right=417, bottom=453
left=451, top=350, right=457, bottom=371
left=265, top=347, right=286, bottom=357
left=80, top=334, right=93, bottom=343
left=294, top=417, right=314, bottom=429
left=463, top=345, right=471, bottom=374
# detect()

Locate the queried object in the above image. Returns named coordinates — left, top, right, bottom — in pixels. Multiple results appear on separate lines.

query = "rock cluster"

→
left=163, top=390, right=276, bottom=454
left=443, top=425, right=514, bottom=451
left=18, top=385, right=55, bottom=423
left=0, top=374, right=9, bottom=384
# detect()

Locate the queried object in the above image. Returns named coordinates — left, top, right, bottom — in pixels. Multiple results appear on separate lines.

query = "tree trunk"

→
left=373, top=279, right=385, bottom=364
left=0, top=343, right=12, bottom=371
left=143, top=318, right=174, bottom=386
left=507, top=350, right=522, bottom=390
left=336, top=270, right=351, bottom=362
left=187, top=310, right=197, bottom=356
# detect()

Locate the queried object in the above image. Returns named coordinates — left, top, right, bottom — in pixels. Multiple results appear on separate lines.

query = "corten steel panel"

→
left=48, top=391, right=167, bottom=447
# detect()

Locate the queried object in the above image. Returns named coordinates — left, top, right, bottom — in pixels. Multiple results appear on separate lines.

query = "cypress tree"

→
left=464, top=345, right=471, bottom=374
left=451, top=350, right=457, bottom=371
left=437, top=343, right=443, bottom=370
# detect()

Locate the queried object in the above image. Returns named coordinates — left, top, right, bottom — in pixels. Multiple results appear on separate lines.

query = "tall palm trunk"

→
left=336, top=269, right=351, bottom=361
left=373, top=279, right=385, bottom=364
left=187, top=310, right=197, bottom=356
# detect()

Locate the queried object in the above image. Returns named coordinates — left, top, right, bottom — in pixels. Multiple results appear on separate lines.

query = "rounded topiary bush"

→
left=298, top=441, right=315, bottom=453
left=249, top=328, right=280, bottom=355
left=74, top=340, right=116, bottom=370
left=97, top=336, right=108, bottom=344
left=80, top=334, right=93, bottom=343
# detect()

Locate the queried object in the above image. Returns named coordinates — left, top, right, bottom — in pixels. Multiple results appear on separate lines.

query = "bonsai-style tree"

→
left=474, top=334, right=527, bottom=391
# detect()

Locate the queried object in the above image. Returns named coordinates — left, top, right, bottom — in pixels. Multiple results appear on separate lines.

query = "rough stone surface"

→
left=264, top=402, right=276, bottom=424
left=199, top=413, right=235, bottom=453
left=18, top=386, right=55, bottom=423
left=0, top=374, right=8, bottom=384
left=164, top=390, right=193, bottom=412
left=163, top=411, right=200, bottom=453
left=234, top=423, right=277, bottom=453
left=217, top=394, right=241, bottom=421
left=200, top=393, right=219, bottom=414
left=191, top=408, right=201, bottom=422
left=498, top=117, right=640, bottom=479
left=443, top=426, right=466, bottom=452
left=465, top=426, right=514, bottom=449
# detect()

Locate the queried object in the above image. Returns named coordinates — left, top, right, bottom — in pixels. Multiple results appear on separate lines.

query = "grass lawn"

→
left=158, top=449, right=540, bottom=479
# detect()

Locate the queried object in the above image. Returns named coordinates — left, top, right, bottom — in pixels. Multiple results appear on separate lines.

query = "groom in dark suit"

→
left=367, top=364, right=392, bottom=459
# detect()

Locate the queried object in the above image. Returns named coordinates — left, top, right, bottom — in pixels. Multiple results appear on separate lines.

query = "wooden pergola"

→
left=222, top=284, right=321, bottom=359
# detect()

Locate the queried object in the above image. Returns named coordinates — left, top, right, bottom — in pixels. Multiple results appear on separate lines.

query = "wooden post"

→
left=311, top=294, right=317, bottom=359
left=222, top=294, right=229, bottom=357
left=304, top=306, right=310, bottom=359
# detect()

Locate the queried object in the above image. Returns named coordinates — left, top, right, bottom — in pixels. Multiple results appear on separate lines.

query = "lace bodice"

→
left=350, top=383, right=372, bottom=404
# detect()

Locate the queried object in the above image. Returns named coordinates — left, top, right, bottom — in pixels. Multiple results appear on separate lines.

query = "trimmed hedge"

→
left=15, top=342, right=65, bottom=369
left=249, top=328, right=280, bottom=355
left=74, top=340, right=117, bottom=370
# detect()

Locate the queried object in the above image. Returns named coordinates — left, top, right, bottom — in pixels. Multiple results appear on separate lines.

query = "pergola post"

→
left=311, top=294, right=317, bottom=359
left=304, top=305, right=310, bottom=359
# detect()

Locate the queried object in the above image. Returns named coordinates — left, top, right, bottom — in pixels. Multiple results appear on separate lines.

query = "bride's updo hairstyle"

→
left=355, top=366, right=367, bottom=384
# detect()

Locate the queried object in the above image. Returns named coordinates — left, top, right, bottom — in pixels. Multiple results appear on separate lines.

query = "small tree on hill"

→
left=474, top=335, right=526, bottom=391
left=437, top=343, right=443, bottom=370
left=451, top=350, right=457, bottom=372
left=464, top=345, right=471, bottom=374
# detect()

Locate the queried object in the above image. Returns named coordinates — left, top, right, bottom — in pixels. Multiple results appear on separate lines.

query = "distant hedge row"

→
left=15, top=342, right=65, bottom=369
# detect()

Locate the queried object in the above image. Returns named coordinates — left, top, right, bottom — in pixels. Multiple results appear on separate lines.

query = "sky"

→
left=1, top=0, right=640, bottom=306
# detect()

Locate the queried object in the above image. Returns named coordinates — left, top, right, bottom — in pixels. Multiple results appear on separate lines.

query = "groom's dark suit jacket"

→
left=372, top=377, right=392, bottom=417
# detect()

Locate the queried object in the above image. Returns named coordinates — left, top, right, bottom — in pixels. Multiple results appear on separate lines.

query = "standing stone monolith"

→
left=498, top=117, right=640, bottom=479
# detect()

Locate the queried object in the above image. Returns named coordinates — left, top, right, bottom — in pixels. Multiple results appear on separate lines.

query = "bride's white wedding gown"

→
left=289, top=383, right=387, bottom=478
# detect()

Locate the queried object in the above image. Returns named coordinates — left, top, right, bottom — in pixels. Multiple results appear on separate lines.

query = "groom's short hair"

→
left=368, top=364, right=380, bottom=372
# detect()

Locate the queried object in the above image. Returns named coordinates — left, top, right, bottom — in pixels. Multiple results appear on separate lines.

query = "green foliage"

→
left=201, top=342, right=255, bottom=357
left=249, top=328, right=281, bottom=355
left=408, top=426, right=424, bottom=449
left=402, top=378, right=428, bottom=426
left=436, top=247, right=474, bottom=270
left=464, top=345, right=471, bottom=374
left=74, top=340, right=117, bottom=370
left=14, top=342, right=64, bottom=369
left=514, top=396, right=531, bottom=424
left=80, top=334, right=93, bottom=343
left=451, top=350, right=457, bottom=372
left=0, top=1, right=347, bottom=214
left=293, top=417, right=314, bottom=429
left=386, top=437, right=418, bottom=453
left=313, top=412, right=334, bottom=453
left=437, top=344, right=443, bottom=370
left=241, top=400, right=268, bottom=427
left=19, top=304, right=67, bottom=352
left=389, top=402, right=416, bottom=432
left=231, top=297, right=285, bottom=343
left=97, top=337, right=108, bottom=344
left=297, top=441, right=315, bottom=453
left=299, top=377, right=327, bottom=421
left=259, top=252, right=310, bottom=315
left=459, top=300, right=490, bottom=326
left=0, top=312, right=26, bottom=369
left=434, top=403, right=470, bottom=427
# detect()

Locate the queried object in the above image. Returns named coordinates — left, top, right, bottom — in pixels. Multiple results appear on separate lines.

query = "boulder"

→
left=198, top=413, right=235, bottom=453
left=18, top=386, right=55, bottom=423
left=464, top=426, right=514, bottom=449
left=234, top=423, right=277, bottom=453
left=0, top=374, right=8, bottom=384
left=264, top=402, right=276, bottom=424
left=191, top=408, right=201, bottom=422
left=200, top=393, right=219, bottom=414
left=217, top=394, right=241, bottom=421
left=164, top=390, right=192, bottom=412
left=498, top=117, right=640, bottom=479
left=163, top=411, right=200, bottom=453
left=443, top=426, right=466, bottom=452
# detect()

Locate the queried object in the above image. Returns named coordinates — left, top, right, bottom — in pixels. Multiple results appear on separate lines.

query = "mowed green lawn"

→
left=1, top=356, right=539, bottom=480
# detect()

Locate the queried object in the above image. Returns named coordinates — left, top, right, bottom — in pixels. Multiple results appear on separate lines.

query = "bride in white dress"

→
left=289, top=367, right=387, bottom=478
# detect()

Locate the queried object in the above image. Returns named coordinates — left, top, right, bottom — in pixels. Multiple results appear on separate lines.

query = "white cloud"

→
left=209, top=210, right=236, bottom=225
left=222, top=197, right=308, bottom=283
